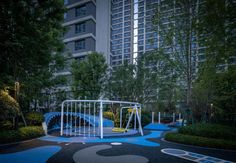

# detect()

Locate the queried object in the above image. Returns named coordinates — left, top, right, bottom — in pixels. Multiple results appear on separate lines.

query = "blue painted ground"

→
left=144, top=123, right=171, bottom=131
left=44, top=112, right=114, bottom=128
left=39, top=131, right=162, bottom=147
left=0, top=146, right=61, bottom=163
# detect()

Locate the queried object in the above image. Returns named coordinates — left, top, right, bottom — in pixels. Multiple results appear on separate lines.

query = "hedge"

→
left=0, top=126, right=44, bottom=144
left=165, top=133, right=236, bottom=150
left=178, top=123, right=236, bottom=140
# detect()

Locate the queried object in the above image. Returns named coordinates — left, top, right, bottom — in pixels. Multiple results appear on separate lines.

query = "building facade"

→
left=57, top=0, right=111, bottom=96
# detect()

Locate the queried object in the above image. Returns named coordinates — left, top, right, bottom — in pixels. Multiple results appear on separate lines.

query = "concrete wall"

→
left=96, top=0, right=111, bottom=64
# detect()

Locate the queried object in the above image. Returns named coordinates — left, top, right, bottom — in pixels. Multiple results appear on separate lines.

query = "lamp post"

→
left=210, top=103, right=213, bottom=119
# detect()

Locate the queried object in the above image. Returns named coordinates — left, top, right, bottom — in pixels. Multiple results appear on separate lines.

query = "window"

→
left=64, top=12, right=67, bottom=19
left=124, top=32, right=130, bottom=37
left=75, top=22, right=86, bottom=33
left=75, top=40, right=85, bottom=50
left=64, top=0, right=68, bottom=5
left=124, top=43, right=130, bottom=48
left=75, top=5, right=86, bottom=17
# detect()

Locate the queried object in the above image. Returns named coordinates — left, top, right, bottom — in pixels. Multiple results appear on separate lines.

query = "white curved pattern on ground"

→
left=161, top=148, right=233, bottom=163
left=73, top=145, right=149, bottom=163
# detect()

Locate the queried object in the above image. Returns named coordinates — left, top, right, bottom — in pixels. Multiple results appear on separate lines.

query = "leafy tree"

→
left=0, top=90, right=19, bottom=120
left=190, top=0, right=236, bottom=124
left=71, top=52, right=108, bottom=99
left=0, top=0, right=66, bottom=111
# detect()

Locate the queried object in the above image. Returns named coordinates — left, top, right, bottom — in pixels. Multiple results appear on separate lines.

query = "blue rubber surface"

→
left=44, top=112, right=114, bottom=128
left=144, top=123, right=171, bottom=131
left=39, top=131, right=162, bottom=147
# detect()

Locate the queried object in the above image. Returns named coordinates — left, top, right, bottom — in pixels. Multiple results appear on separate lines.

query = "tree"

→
left=152, top=0, right=201, bottom=119
left=71, top=52, right=108, bottom=99
left=0, top=0, right=66, bottom=111
left=0, top=89, right=19, bottom=120
left=192, top=0, right=236, bottom=124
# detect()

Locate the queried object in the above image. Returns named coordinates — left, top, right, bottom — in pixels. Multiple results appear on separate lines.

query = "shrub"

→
left=141, top=111, right=151, bottom=126
left=0, top=120, right=13, bottom=130
left=0, top=90, right=19, bottom=119
left=19, top=126, right=44, bottom=139
left=0, top=126, right=44, bottom=144
left=178, top=123, right=236, bottom=140
left=165, top=133, right=236, bottom=150
left=26, top=112, right=44, bottom=125
left=103, top=111, right=114, bottom=120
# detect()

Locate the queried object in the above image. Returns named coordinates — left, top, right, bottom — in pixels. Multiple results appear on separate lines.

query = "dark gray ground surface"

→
left=0, top=130, right=235, bottom=163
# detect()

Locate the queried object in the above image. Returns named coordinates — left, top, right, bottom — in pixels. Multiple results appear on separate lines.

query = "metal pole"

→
left=136, top=107, right=143, bottom=136
left=179, top=113, right=181, bottom=120
left=79, top=102, right=81, bottom=135
left=60, top=101, right=65, bottom=136
left=84, top=102, right=86, bottom=136
left=66, top=102, right=69, bottom=136
left=125, top=108, right=134, bottom=131
left=120, top=107, right=123, bottom=128
left=99, top=101, right=103, bottom=139
left=70, top=102, right=72, bottom=136
left=152, top=112, right=154, bottom=123
left=158, top=112, right=161, bottom=124
left=173, top=113, right=175, bottom=123
left=134, top=108, right=137, bottom=130
left=88, top=103, right=91, bottom=137
left=93, top=102, right=96, bottom=137
left=74, top=102, right=77, bottom=136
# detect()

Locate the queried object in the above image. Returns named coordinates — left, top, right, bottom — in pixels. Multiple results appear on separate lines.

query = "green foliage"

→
left=0, top=0, right=66, bottom=110
left=141, top=111, right=151, bottom=126
left=103, top=111, right=114, bottom=120
left=0, top=120, right=13, bottom=130
left=178, top=123, right=236, bottom=140
left=191, top=0, right=236, bottom=125
left=165, top=133, right=236, bottom=150
left=18, top=126, right=44, bottom=139
left=0, top=90, right=19, bottom=119
left=26, top=112, right=44, bottom=125
left=71, top=52, right=108, bottom=99
left=0, top=126, right=44, bottom=144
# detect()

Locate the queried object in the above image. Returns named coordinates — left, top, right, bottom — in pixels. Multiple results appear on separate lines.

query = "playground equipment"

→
left=60, top=100, right=143, bottom=139
left=144, top=112, right=182, bottom=130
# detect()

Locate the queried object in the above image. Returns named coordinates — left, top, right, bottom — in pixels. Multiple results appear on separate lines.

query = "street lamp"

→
left=14, top=81, right=20, bottom=101
left=210, top=103, right=214, bottom=119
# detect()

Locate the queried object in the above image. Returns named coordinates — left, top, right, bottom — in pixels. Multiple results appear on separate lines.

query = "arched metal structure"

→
left=60, top=100, right=143, bottom=138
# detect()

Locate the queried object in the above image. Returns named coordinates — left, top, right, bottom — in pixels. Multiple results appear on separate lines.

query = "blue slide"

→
left=44, top=112, right=114, bottom=129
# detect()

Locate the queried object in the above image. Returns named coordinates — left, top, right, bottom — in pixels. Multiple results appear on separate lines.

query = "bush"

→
left=0, top=126, right=44, bottom=144
left=141, top=111, right=151, bottom=126
left=0, top=90, right=19, bottom=119
left=0, top=120, right=13, bottom=130
left=19, top=126, right=44, bottom=139
left=26, top=112, right=44, bottom=125
left=103, top=111, right=114, bottom=120
left=165, top=133, right=236, bottom=150
left=178, top=123, right=236, bottom=140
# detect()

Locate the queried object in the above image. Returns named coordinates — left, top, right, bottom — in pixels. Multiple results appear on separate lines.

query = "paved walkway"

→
left=0, top=130, right=235, bottom=163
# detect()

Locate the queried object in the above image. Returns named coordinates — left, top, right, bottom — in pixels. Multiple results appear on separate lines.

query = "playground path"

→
left=0, top=130, right=235, bottom=163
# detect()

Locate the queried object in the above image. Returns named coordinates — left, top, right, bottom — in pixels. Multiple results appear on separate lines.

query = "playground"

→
left=0, top=99, right=235, bottom=163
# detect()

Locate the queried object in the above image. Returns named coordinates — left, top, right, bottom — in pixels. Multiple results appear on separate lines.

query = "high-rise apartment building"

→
left=57, top=0, right=111, bottom=95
